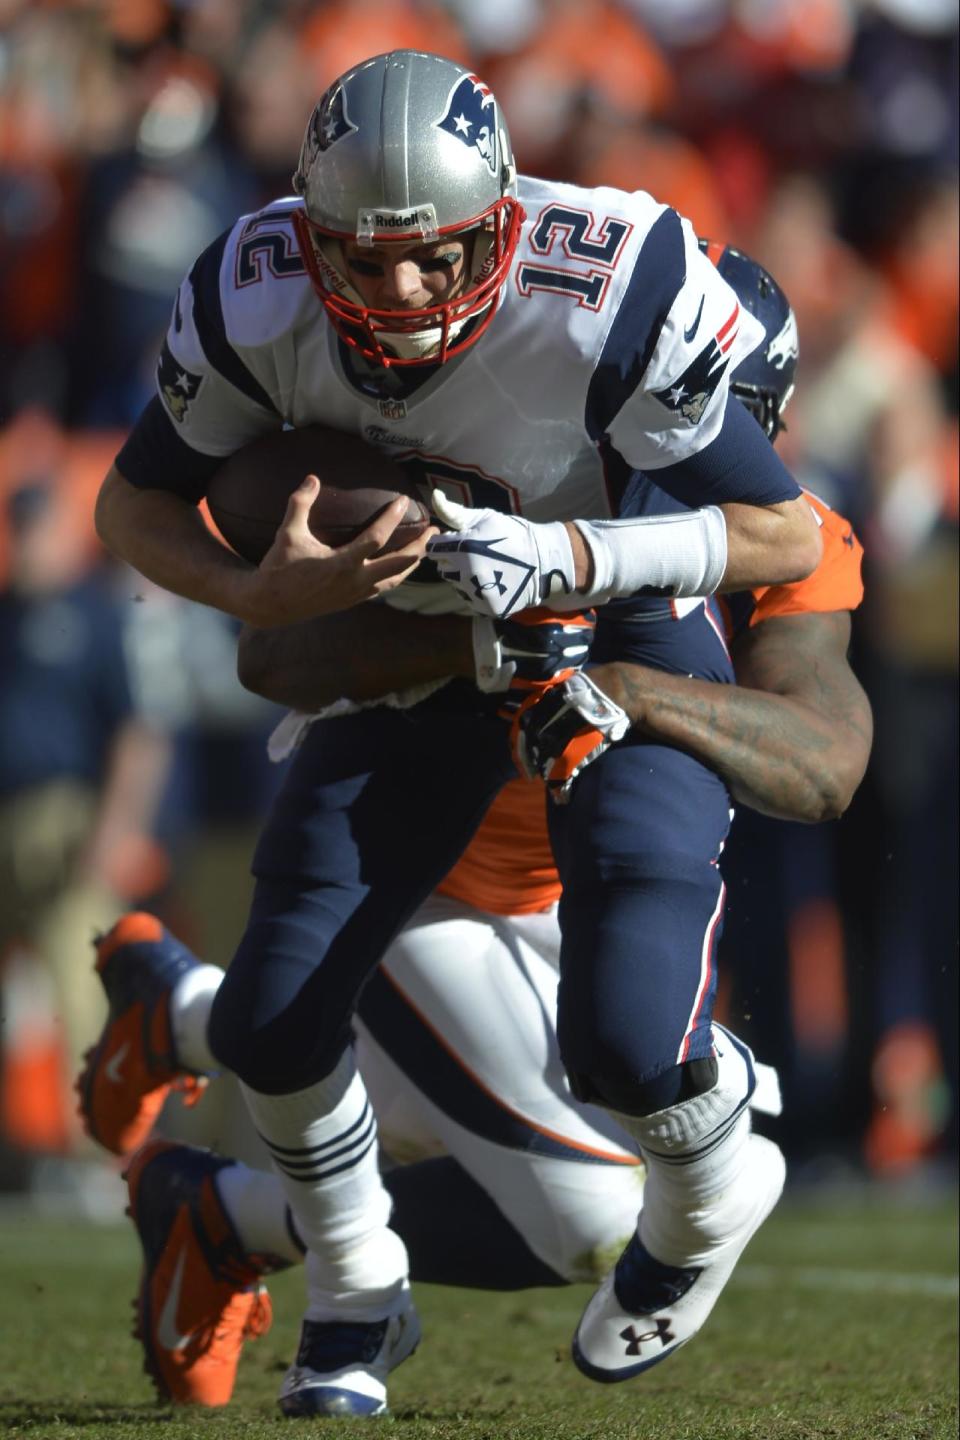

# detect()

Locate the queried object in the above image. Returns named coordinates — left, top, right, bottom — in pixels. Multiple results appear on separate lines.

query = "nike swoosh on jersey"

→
left=105, top=1041, right=131, bottom=1084
left=683, top=295, right=706, bottom=343
left=156, top=1247, right=193, bottom=1352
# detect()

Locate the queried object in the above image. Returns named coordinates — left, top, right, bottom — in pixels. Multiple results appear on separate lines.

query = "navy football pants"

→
left=208, top=606, right=734, bottom=1098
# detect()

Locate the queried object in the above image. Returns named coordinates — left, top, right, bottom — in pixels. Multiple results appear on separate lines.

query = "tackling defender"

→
left=92, top=51, right=824, bottom=1416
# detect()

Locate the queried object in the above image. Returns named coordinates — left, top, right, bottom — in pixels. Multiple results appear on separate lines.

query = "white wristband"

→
left=573, top=506, right=727, bottom=605
left=472, top=616, right=513, bottom=692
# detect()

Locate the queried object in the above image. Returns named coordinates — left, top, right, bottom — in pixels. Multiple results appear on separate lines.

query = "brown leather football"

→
left=205, top=424, right=430, bottom=564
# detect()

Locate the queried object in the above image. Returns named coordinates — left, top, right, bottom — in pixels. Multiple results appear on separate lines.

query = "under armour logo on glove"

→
left=473, top=572, right=508, bottom=599
left=427, top=490, right=577, bottom=619
left=510, top=670, right=630, bottom=803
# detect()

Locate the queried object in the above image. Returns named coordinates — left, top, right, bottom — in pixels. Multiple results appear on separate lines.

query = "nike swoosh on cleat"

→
left=683, top=295, right=705, bottom=343
left=156, top=1247, right=194, bottom=1352
left=104, top=1041, right=131, bottom=1084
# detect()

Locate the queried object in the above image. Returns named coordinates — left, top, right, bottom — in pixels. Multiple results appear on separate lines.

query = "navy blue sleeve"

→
left=585, top=209, right=686, bottom=444
left=114, top=397, right=224, bottom=504
left=650, top=395, right=801, bottom=509
left=115, top=227, right=280, bottom=503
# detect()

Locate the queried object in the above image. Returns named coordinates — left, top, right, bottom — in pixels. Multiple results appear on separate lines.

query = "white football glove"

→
left=426, top=491, right=577, bottom=619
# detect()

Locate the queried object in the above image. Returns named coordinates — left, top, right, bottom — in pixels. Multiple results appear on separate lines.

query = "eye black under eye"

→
left=346, top=252, right=461, bottom=277
left=347, top=258, right=383, bottom=277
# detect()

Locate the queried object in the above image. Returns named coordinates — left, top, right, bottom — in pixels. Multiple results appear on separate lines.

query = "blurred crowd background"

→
left=0, top=0, right=956, bottom=1211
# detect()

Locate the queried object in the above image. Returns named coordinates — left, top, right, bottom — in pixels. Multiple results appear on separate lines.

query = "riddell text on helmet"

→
left=372, top=211, right=428, bottom=228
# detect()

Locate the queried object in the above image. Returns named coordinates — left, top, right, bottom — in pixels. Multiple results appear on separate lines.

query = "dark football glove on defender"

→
left=473, top=607, right=596, bottom=709
left=510, top=670, right=630, bottom=803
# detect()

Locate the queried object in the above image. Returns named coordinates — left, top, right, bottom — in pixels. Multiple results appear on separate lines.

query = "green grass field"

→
left=1, top=1188, right=957, bottom=1440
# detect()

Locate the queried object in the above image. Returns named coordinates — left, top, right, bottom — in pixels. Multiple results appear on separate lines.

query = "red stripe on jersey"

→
left=716, top=302, right=740, bottom=344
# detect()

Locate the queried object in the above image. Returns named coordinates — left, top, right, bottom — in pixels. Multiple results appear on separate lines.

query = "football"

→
left=205, top=424, right=431, bottom=564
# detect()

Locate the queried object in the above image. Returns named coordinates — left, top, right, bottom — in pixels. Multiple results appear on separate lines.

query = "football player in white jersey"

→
left=91, top=51, right=824, bottom=1417
left=80, top=244, right=871, bottom=1412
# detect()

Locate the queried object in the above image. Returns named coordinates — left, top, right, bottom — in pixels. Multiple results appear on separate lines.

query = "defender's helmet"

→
left=292, top=50, right=524, bottom=367
left=699, top=239, right=799, bottom=441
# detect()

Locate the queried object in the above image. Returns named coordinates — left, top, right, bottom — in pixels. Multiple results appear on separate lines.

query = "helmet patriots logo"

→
left=292, top=86, right=357, bottom=198
left=653, top=303, right=741, bottom=426
left=311, top=85, right=357, bottom=153
left=436, top=74, right=498, bottom=176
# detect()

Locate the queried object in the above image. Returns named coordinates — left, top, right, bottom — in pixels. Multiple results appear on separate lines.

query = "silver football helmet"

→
left=291, top=50, right=523, bottom=366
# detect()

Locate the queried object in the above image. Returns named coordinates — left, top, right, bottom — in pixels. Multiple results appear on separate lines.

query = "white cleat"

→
left=278, top=1292, right=420, bottom=1417
left=572, top=1133, right=786, bottom=1383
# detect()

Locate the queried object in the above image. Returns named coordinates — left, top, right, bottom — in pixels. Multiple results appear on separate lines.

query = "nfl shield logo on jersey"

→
left=378, top=398, right=408, bottom=421
left=158, top=342, right=203, bottom=423
left=436, top=74, right=498, bottom=176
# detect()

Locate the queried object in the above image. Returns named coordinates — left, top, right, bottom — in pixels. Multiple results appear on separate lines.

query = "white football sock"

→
left=216, top=1160, right=305, bottom=1266
left=611, top=1026, right=758, bottom=1265
left=239, top=1050, right=409, bottom=1322
left=168, top=965, right=223, bottom=1072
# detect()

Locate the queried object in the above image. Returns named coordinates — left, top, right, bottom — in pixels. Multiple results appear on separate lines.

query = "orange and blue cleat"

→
left=76, top=913, right=206, bottom=1156
left=126, top=1139, right=278, bottom=1406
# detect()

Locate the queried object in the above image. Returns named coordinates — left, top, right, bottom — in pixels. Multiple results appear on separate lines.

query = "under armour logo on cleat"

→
left=472, top=573, right=508, bottom=598
left=620, top=1318, right=675, bottom=1355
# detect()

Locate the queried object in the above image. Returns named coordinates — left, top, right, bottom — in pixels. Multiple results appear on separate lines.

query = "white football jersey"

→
left=128, top=176, right=783, bottom=616
left=152, top=174, right=762, bottom=502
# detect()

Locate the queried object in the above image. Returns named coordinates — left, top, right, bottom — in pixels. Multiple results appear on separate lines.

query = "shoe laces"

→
left=172, top=1074, right=210, bottom=1109
left=296, top=1317, right=388, bottom=1371
left=194, top=1284, right=273, bottom=1357
left=242, top=1285, right=273, bottom=1340
left=615, top=1236, right=700, bottom=1311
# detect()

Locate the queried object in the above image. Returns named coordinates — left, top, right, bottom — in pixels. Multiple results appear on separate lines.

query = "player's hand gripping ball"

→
left=206, top=424, right=430, bottom=564
left=511, top=670, right=630, bottom=803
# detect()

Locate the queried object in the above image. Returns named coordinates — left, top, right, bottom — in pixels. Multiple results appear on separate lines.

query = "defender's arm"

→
left=589, top=611, right=872, bottom=822
left=237, top=605, right=474, bottom=709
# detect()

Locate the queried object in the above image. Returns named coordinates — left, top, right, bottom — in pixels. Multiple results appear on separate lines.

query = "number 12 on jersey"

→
left=516, top=204, right=632, bottom=311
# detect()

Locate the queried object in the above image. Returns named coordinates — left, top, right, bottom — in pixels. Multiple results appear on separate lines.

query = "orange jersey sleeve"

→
left=749, top=491, right=864, bottom=627
left=438, top=776, right=561, bottom=915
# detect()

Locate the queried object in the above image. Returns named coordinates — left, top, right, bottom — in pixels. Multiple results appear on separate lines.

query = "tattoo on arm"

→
left=594, top=611, right=872, bottom=823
